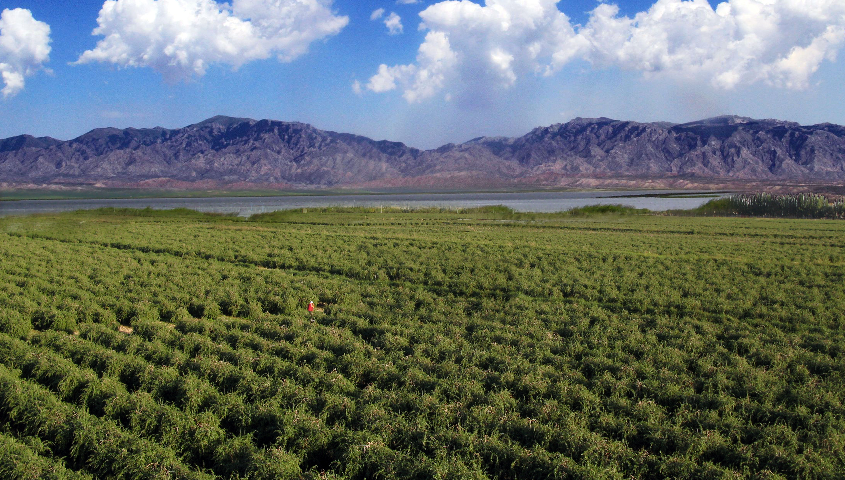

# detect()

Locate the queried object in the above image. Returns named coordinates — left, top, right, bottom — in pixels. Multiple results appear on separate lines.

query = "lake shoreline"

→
left=0, top=190, right=731, bottom=218
left=0, top=185, right=724, bottom=202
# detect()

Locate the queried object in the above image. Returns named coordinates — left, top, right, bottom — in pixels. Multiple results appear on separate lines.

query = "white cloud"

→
left=369, top=0, right=845, bottom=102
left=397, top=0, right=420, bottom=4
left=371, top=8, right=385, bottom=21
left=352, top=79, right=363, bottom=95
left=76, top=0, right=348, bottom=81
left=368, top=31, right=457, bottom=102
left=766, top=25, right=845, bottom=89
left=385, top=12, right=403, bottom=35
left=0, top=8, right=51, bottom=98
left=368, top=64, right=404, bottom=93
left=369, top=0, right=584, bottom=102
left=580, top=0, right=845, bottom=90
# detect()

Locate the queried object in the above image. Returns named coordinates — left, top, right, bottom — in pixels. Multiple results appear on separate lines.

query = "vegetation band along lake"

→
left=0, top=207, right=843, bottom=479
left=0, top=190, right=724, bottom=217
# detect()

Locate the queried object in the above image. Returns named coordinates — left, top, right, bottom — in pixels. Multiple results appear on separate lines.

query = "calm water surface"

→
left=0, top=191, right=726, bottom=217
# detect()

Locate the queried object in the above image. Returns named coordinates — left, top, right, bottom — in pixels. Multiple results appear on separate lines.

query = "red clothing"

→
left=308, top=303, right=315, bottom=312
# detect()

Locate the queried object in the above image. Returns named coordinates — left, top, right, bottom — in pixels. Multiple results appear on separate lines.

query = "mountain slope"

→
left=2, top=115, right=844, bottom=188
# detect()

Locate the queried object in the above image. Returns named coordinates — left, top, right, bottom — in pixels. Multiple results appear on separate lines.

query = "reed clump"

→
left=695, top=193, right=845, bottom=219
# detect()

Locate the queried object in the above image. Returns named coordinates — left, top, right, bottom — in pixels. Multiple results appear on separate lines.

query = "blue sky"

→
left=2, top=0, right=844, bottom=149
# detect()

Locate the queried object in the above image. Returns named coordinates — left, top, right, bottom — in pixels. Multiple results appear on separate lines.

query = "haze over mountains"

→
left=2, top=115, right=845, bottom=190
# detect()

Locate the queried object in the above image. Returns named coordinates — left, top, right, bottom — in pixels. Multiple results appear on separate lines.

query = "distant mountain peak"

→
left=1, top=115, right=844, bottom=188
left=681, top=115, right=753, bottom=126
left=567, top=116, right=617, bottom=125
left=191, top=115, right=256, bottom=128
left=0, top=134, right=61, bottom=152
left=675, top=116, right=807, bottom=132
left=464, top=135, right=512, bottom=145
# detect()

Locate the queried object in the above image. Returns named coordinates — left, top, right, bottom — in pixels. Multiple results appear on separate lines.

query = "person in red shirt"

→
left=308, top=301, right=315, bottom=321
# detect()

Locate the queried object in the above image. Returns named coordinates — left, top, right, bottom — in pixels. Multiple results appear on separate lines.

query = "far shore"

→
left=2, top=177, right=842, bottom=201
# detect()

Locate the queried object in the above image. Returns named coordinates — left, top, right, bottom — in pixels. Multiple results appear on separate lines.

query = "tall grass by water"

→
left=694, top=193, right=845, bottom=219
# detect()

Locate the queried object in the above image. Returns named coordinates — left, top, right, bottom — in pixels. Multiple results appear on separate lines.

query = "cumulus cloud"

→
left=368, top=0, right=845, bottom=102
left=368, top=0, right=583, bottom=101
left=580, top=0, right=845, bottom=89
left=76, top=0, right=348, bottom=81
left=0, top=8, right=51, bottom=98
left=385, top=12, right=403, bottom=35
left=368, top=31, right=457, bottom=102
left=372, top=9, right=403, bottom=34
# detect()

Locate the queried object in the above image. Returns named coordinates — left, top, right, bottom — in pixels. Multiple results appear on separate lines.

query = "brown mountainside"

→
left=2, top=115, right=844, bottom=188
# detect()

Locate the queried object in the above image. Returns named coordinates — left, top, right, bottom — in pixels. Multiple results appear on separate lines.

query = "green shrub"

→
left=566, top=204, right=650, bottom=215
left=0, top=308, right=30, bottom=338
left=249, top=446, right=302, bottom=480
left=31, top=309, right=76, bottom=333
left=0, top=432, right=93, bottom=480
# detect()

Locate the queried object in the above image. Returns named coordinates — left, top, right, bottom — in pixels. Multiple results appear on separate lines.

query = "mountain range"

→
left=2, top=115, right=845, bottom=190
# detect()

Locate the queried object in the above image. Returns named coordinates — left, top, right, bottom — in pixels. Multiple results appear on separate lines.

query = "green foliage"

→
left=0, top=361, right=212, bottom=479
left=31, top=308, right=77, bottom=334
left=80, top=207, right=240, bottom=220
left=0, top=208, right=844, bottom=478
left=694, top=193, right=845, bottom=219
left=0, top=432, right=93, bottom=480
left=0, top=307, right=30, bottom=338
left=248, top=204, right=529, bottom=224
left=565, top=204, right=650, bottom=216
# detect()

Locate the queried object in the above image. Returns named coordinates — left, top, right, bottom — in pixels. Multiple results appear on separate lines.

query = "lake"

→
left=0, top=190, right=727, bottom=217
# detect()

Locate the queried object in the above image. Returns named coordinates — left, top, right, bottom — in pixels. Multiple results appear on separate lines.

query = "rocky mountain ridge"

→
left=2, top=115, right=844, bottom=189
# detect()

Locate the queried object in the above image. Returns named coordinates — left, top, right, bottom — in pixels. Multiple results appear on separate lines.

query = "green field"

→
left=0, top=207, right=843, bottom=479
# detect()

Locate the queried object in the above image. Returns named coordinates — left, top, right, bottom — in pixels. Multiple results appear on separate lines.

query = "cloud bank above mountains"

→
left=2, top=0, right=844, bottom=108
left=368, top=0, right=845, bottom=102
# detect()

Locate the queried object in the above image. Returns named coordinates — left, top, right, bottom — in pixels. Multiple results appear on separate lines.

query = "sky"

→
left=1, top=0, right=844, bottom=149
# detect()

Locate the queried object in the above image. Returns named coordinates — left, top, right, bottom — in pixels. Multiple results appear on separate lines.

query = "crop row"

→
left=0, top=209, right=843, bottom=477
